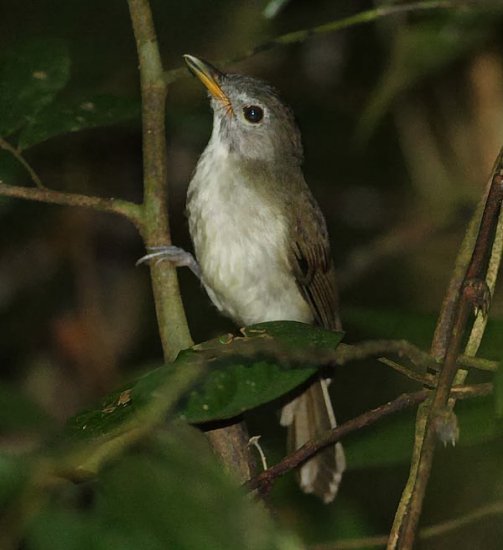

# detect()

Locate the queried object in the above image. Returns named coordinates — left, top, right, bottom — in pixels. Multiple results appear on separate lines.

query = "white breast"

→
left=187, top=146, right=312, bottom=326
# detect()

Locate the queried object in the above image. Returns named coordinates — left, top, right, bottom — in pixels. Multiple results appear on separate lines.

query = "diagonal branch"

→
left=246, top=383, right=491, bottom=497
left=388, top=148, right=503, bottom=549
left=0, top=137, right=45, bottom=189
left=164, top=1, right=480, bottom=84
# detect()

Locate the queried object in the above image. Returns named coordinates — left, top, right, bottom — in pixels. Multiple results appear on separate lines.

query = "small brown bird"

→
left=144, top=55, right=345, bottom=502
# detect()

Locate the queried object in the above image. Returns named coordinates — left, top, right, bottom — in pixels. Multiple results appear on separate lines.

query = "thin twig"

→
left=335, top=340, right=431, bottom=369
left=457, top=354, right=498, bottom=372
left=246, top=383, right=491, bottom=497
left=164, top=1, right=469, bottom=84
left=449, top=183, right=503, bottom=432
left=0, top=137, right=45, bottom=189
left=378, top=358, right=433, bottom=385
left=336, top=340, right=497, bottom=374
left=0, top=180, right=143, bottom=227
left=388, top=148, right=503, bottom=549
left=196, top=336, right=496, bottom=384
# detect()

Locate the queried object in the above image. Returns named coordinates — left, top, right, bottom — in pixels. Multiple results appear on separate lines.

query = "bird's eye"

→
left=243, top=105, right=264, bottom=123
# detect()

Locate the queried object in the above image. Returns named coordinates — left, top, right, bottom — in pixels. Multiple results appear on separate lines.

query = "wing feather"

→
left=289, top=190, right=341, bottom=330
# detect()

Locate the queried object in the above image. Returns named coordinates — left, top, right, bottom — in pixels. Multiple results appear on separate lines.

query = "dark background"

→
left=1, top=1, right=503, bottom=548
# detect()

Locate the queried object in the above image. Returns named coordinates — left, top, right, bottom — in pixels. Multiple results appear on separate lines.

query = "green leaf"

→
left=18, top=95, right=140, bottom=150
left=66, top=321, right=343, bottom=439
left=0, top=39, right=70, bottom=136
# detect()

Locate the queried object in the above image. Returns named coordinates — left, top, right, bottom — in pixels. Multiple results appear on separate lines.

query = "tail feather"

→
left=280, top=378, right=345, bottom=503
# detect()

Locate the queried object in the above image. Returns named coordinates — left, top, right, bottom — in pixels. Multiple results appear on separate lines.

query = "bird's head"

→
left=184, top=54, right=303, bottom=165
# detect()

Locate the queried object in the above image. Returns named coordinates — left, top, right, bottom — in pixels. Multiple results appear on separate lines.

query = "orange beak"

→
left=184, top=54, right=233, bottom=114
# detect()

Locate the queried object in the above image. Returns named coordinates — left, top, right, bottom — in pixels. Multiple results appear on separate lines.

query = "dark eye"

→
left=243, top=105, right=264, bottom=123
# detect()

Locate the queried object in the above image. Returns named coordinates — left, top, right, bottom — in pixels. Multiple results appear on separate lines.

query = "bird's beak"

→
left=183, top=54, right=232, bottom=113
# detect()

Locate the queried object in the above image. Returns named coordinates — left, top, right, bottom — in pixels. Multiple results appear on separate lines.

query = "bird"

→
left=142, top=54, right=345, bottom=503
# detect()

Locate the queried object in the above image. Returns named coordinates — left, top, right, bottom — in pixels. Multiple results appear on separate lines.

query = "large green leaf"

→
left=66, top=321, right=344, bottom=440
left=18, top=95, right=140, bottom=150
left=0, top=39, right=70, bottom=136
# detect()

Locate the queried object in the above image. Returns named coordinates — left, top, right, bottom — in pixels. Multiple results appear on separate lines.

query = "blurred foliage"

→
left=358, top=8, right=500, bottom=140
left=22, top=426, right=301, bottom=550
left=0, top=0, right=503, bottom=549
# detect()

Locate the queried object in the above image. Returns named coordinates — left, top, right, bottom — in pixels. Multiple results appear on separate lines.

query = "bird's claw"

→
left=136, top=245, right=201, bottom=278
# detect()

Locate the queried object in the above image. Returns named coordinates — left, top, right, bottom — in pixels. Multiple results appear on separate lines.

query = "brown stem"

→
left=246, top=383, right=491, bottom=497
left=0, top=181, right=142, bottom=227
left=0, top=137, right=45, bottom=189
left=431, top=148, right=503, bottom=361
left=127, top=0, right=192, bottom=361
left=388, top=148, right=503, bottom=549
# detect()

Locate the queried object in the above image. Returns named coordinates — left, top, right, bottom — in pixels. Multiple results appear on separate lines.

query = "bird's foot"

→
left=136, top=245, right=201, bottom=278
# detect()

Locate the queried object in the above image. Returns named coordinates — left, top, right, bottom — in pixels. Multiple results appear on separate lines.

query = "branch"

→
left=0, top=180, right=143, bottom=226
left=164, top=1, right=476, bottom=84
left=127, top=0, right=192, bottom=361
left=246, top=383, right=491, bottom=497
left=336, top=340, right=497, bottom=377
left=388, top=148, right=503, bottom=549
left=0, top=137, right=45, bottom=189
left=127, top=0, right=257, bottom=485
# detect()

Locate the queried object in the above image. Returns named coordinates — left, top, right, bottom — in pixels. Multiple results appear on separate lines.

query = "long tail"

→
left=280, top=378, right=346, bottom=503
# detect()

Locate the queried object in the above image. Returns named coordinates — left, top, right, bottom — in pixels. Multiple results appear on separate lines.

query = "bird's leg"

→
left=136, top=245, right=201, bottom=279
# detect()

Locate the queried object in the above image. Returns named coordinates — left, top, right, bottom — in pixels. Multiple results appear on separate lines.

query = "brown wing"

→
left=289, top=190, right=341, bottom=331
left=283, top=178, right=345, bottom=503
